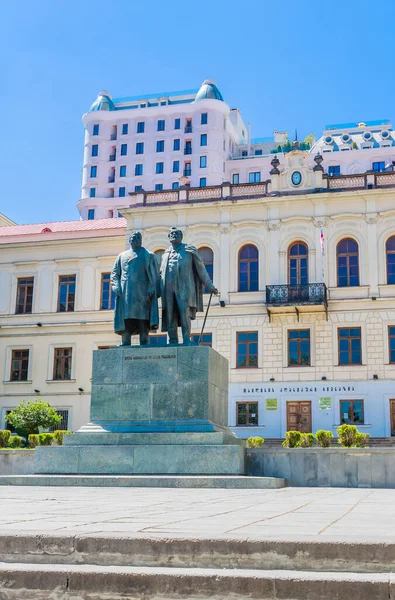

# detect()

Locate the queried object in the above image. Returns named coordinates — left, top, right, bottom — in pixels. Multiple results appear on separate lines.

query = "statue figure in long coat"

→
left=111, top=231, right=160, bottom=346
left=160, top=227, right=218, bottom=345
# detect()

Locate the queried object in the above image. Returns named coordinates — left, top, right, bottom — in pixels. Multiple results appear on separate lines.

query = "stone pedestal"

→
left=34, top=346, right=245, bottom=476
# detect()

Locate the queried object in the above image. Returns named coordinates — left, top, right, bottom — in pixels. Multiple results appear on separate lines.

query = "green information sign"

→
left=319, top=397, right=332, bottom=410
left=266, top=398, right=278, bottom=411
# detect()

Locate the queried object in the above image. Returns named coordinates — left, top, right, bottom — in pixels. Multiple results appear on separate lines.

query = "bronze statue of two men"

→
left=111, top=228, right=218, bottom=346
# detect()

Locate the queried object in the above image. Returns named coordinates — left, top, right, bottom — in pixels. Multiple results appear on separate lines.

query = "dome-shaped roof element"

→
left=195, top=79, right=224, bottom=102
left=89, top=90, right=115, bottom=112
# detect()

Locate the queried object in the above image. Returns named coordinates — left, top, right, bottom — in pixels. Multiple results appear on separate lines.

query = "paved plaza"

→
left=1, top=485, right=394, bottom=540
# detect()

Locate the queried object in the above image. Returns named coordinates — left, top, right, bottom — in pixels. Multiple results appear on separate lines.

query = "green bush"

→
left=299, top=433, right=315, bottom=448
left=53, top=430, right=72, bottom=445
left=316, top=430, right=333, bottom=448
left=337, top=424, right=359, bottom=447
left=0, top=430, right=11, bottom=448
left=28, top=434, right=40, bottom=448
left=5, top=399, right=62, bottom=438
left=38, top=433, right=55, bottom=446
left=247, top=436, right=265, bottom=448
left=8, top=436, right=23, bottom=449
left=355, top=432, right=370, bottom=448
left=282, top=431, right=302, bottom=448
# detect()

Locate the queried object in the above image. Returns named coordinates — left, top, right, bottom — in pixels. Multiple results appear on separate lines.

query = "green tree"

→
left=304, top=133, right=315, bottom=147
left=5, top=400, right=61, bottom=438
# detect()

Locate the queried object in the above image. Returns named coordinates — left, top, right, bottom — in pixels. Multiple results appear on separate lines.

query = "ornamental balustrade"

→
left=265, top=283, right=327, bottom=306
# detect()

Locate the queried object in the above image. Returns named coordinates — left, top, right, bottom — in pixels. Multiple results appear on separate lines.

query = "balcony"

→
left=183, top=168, right=192, bottom=177
left=184, top=147, right=192, bottom=155
left=265, top=283, right=327, bottom=320
left=108, top=176, right=115, bottom=183
left=109, top=154, right=116, bottom=161
left=110, top=133, right=117, bottom=141
left=185, top=125, right=193, bottom=133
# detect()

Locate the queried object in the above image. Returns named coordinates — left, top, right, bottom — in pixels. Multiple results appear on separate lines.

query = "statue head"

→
left=129, top=231, right=142, bottom=250
left=168, top=227, right=183, bottom=247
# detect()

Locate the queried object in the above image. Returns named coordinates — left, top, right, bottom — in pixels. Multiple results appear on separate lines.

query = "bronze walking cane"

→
left=198, top=291, right=216, bottom=345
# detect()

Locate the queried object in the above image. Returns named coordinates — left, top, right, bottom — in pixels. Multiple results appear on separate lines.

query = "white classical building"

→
left=1, top=79, right=395, bottom=439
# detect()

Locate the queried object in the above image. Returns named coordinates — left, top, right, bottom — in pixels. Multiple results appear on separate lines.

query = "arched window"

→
left=337, top=238, right=359, bottom=287
left=288, top=242, right=308, bottom=285
left=198, top=247, right=214, bottom=293
left=386, top=236, right=395, bottom=284
left=154, top=249, right=165, bottom=268
left=238, top=245, right=259, bottom=292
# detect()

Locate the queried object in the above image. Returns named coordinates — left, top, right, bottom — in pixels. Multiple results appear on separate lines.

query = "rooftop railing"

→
left=127, top=171, right=395, bottom=207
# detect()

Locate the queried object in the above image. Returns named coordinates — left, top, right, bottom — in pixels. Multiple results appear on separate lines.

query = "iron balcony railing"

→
left=110, top=133, right=117, bottom=140
left=184, top=125, right=193, bottom=133
left=184, top=147, right=193, bottom=155
left=265, top=283, right=327, bottom=306
left=109, top=154, right=116, bottom=161
left=108, top=176, right=115, bottom=183
left=183, top=168, right=192, bottom=176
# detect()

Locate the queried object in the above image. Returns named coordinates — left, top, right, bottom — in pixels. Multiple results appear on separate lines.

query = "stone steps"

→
left=0, top=562, right=391, bottom=599
left=0, top=474, right=287, bottom=489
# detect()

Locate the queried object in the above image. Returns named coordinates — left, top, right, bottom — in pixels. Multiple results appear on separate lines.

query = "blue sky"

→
left=1, top=0, right=394, bottom=225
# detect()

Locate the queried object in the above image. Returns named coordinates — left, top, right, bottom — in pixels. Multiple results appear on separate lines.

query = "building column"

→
left=313, top=217, right=327, bottom=283
left=219, top=224, right=231, bottom=303
left=267, top=221, right=281, bottom=284
left=366, top=214, right=379, bottom=296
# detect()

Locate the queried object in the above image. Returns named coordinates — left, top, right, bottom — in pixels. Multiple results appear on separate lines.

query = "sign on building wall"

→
left=266, top=398, right=278, bottom=411
left=319, top=397, right=332, bottom=410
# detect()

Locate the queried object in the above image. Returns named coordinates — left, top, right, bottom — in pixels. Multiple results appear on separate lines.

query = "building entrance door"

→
left=390, top=400, right=395, bottom=436
left=286, top=401, right=312, bottom=433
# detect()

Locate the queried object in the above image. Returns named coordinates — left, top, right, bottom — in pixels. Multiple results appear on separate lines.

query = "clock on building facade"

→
left=291, top=171, right=302, bottom=186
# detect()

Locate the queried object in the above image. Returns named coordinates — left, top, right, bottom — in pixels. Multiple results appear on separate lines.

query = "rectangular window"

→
left=122, top=123, right=128, bottom=135
left=184, top=162, right=191, bottom=176
left=135, top=185, right=142, bottom=191
left=89, top=188, right=96, bottom=198
left=58, top=275, right=76, bottom=312
left=191, top=333, right=212, bottom=347
left=172, top=182, right=179, bottom=189
left=119, top=187, right=126, bottom=197
left=328, top=165, right=341, bottom=176
left=93, top=124, right=99, bottom=136
left=249, top=172, right=261, bottom=183
left=201, top=113, right=208, bottom=125
left=236, top=331, right=258, bottom=368
left=15, top=277, right=34, bottom=314
left=173, top=160, right=180, bottom=173
left=10, top=349, right=29, bottom=382
left=49, top=410, right=69, bottom=432
left=156, top=162, right=164, bottom=174
left=174, top=118, right=180, bottom=130
left=288, top=330, right=310, bottom=366
left=173, top=139, right=180, bottom=151
left=373, top=161, right=385, bottom=173
left=100, top=273, right=116, bottom=310
left=88, top=209, right=95, bottom=220
left=338, top=328, right=362, bottom=365
left=200, top=177, right=207, bottom=187
left=242, top=150, right=248, bottom=157
left=200, top=133, right=207, bottom=146
left=136, top=142, right=144, bottom=154
left=137, top=121, right=145, bottom=134
left=232, top=173, right=239, bottom=184
left=53, top=348, right=72, bottom=381
left=155, top=183, right=163, bottom=191
left=149, top=335, right=168, bottom=347
left=156, top=140, right=165, bottom=152
left=340, top=399, right=364, bottom=425
left=157, top=119, right=165, bottom=131
left=91, top=144, right=98, bottom=157
left=185, top=119, right=192, bottom=133
left=254, top=149, right=263, bottom=155
left=90, top=165, right=97, bottom=178
left=236, top=402, right=258, bottom=426
left=184, top=140, right=192, bottom=154
left=200, top=155, right=207, bottom=168
left=135, top=163, right=143, bottom=176
left=120, top=165, right=127, bottom=177
left=389, top=326, right=395, bottom=363
left=120, top=143, right=127, bottom=156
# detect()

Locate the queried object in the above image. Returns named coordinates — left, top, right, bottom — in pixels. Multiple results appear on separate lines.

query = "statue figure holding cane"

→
left=160, top=227, right=218, bottom=345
